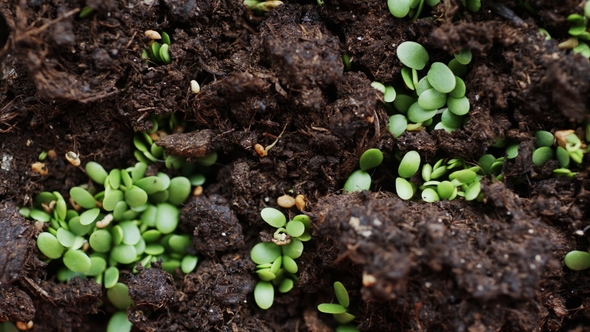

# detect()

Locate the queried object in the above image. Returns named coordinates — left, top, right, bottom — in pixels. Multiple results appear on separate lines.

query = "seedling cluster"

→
left=142, top=31, right=172, bottom=65
left=387, top=0, right=480, bottom=19
left=19, top=114, right=216, bottom=331
left=555, top=1, right=590, bottom=58
left=481, top=129, right=588, bottom=180
left=372, top=41, right=473, bottom=138
left=250, top=208, right=311, bottom=309
left=345, top=148, right=483, bottom=202
left=317, top=282, right=359, bottom=332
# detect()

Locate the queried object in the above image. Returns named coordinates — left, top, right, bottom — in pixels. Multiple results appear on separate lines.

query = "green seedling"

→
left=251, top=209, right=311, bottom=309
left=318, top=282, right=358, bottom=331
left=564, top=250, right=590, bottom=271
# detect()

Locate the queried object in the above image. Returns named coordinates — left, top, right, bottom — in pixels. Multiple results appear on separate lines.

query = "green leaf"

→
left=317, top=303, right=347, bottom=314
left=333, top=281, right=350, bottom=308
left=254, top=281, right=274, bottom=309
left=181, top=255, right=198, bottom=274
left=63, top=249, right=91, bottom=273
left=110, top=244, right=137, bottom=264
left=107, top=311, right=132, bottom=332
left=564, top=250, right=590, bottom=271
left=282, top=238, right=304, bottom=259
left=427, top=62, right=456, bottom=93
left=107, top=283, right=134, bottom=310
left=396, top=41, right=429, bottom=69
left=37, top=232, right=64, bottom=259
left=396, top=177, right=414, bottom=200
left=80, top=208, right=100, bottom=225
left=388, top=114, right=408, bottom=138
left=453, top=49, right=472, bottom=65
left=398, top=151, right=421, bottom=178
left=261, top=207, right=287, bottom=228
left=167, top=176, right=191, bottom=205
left=251, top=242, right=282, bottom=265
left=532, top=147, right=554, bottom=167
left=359, top=148, right=383, bottom=171
left=156, top=203, right=179, bottom=234
left=286, top=220, right=305, bottom=238
left=85, top=162, right=108, bottom=185
left=343, top=170, right=371, bottom=192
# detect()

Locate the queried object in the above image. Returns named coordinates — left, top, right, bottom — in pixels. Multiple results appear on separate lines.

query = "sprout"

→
left=318, top=282, right=357, bottom=327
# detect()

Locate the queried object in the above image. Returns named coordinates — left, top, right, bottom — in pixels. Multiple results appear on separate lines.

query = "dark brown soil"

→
left=1, top=0, right=590, bottom=331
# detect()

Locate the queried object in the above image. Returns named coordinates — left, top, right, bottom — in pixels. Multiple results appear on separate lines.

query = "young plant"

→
left=142, top=31, right=173, bottom=65
left=343, top=148, right=383, bottom=192
left=20, top=114, right=212, bottom=329
left=374, top=41, right=473, bottom=139
left=318, top=282, right=359, bottom=332
left=250, top=208, right=311, bottom=309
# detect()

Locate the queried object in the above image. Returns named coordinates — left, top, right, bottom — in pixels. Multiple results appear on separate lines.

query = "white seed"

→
left=193, top=185, right=203, bottom=196
left=295, top=194, right=306, bottom=211
left=190, top=80, right=200, bottom=94
left=254, top=144, right=267, bottom=157
left=277, top=194, right=295, bottom=208
left=65, top=151, right=80, bottom=166
left=31, top=162, right=48, bottom=175
left=144, top=30, right=161, bottom=40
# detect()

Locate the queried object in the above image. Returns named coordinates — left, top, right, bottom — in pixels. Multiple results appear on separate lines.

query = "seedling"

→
left=344, top=149, right=384, bottom=192
left=318, top=282, right=359, bottom=332
left=143, top=31, right=172, bottom=65
left=374, top=42, right=473, bottom=137
left=251, top=208, right=311, bottom=309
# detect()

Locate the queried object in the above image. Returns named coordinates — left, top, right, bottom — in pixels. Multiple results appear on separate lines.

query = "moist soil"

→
left=1, top=0, right=590, bottom=331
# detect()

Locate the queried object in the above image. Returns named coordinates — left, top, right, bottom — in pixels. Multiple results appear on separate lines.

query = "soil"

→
left=1, top=0, right=590, bottom=331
